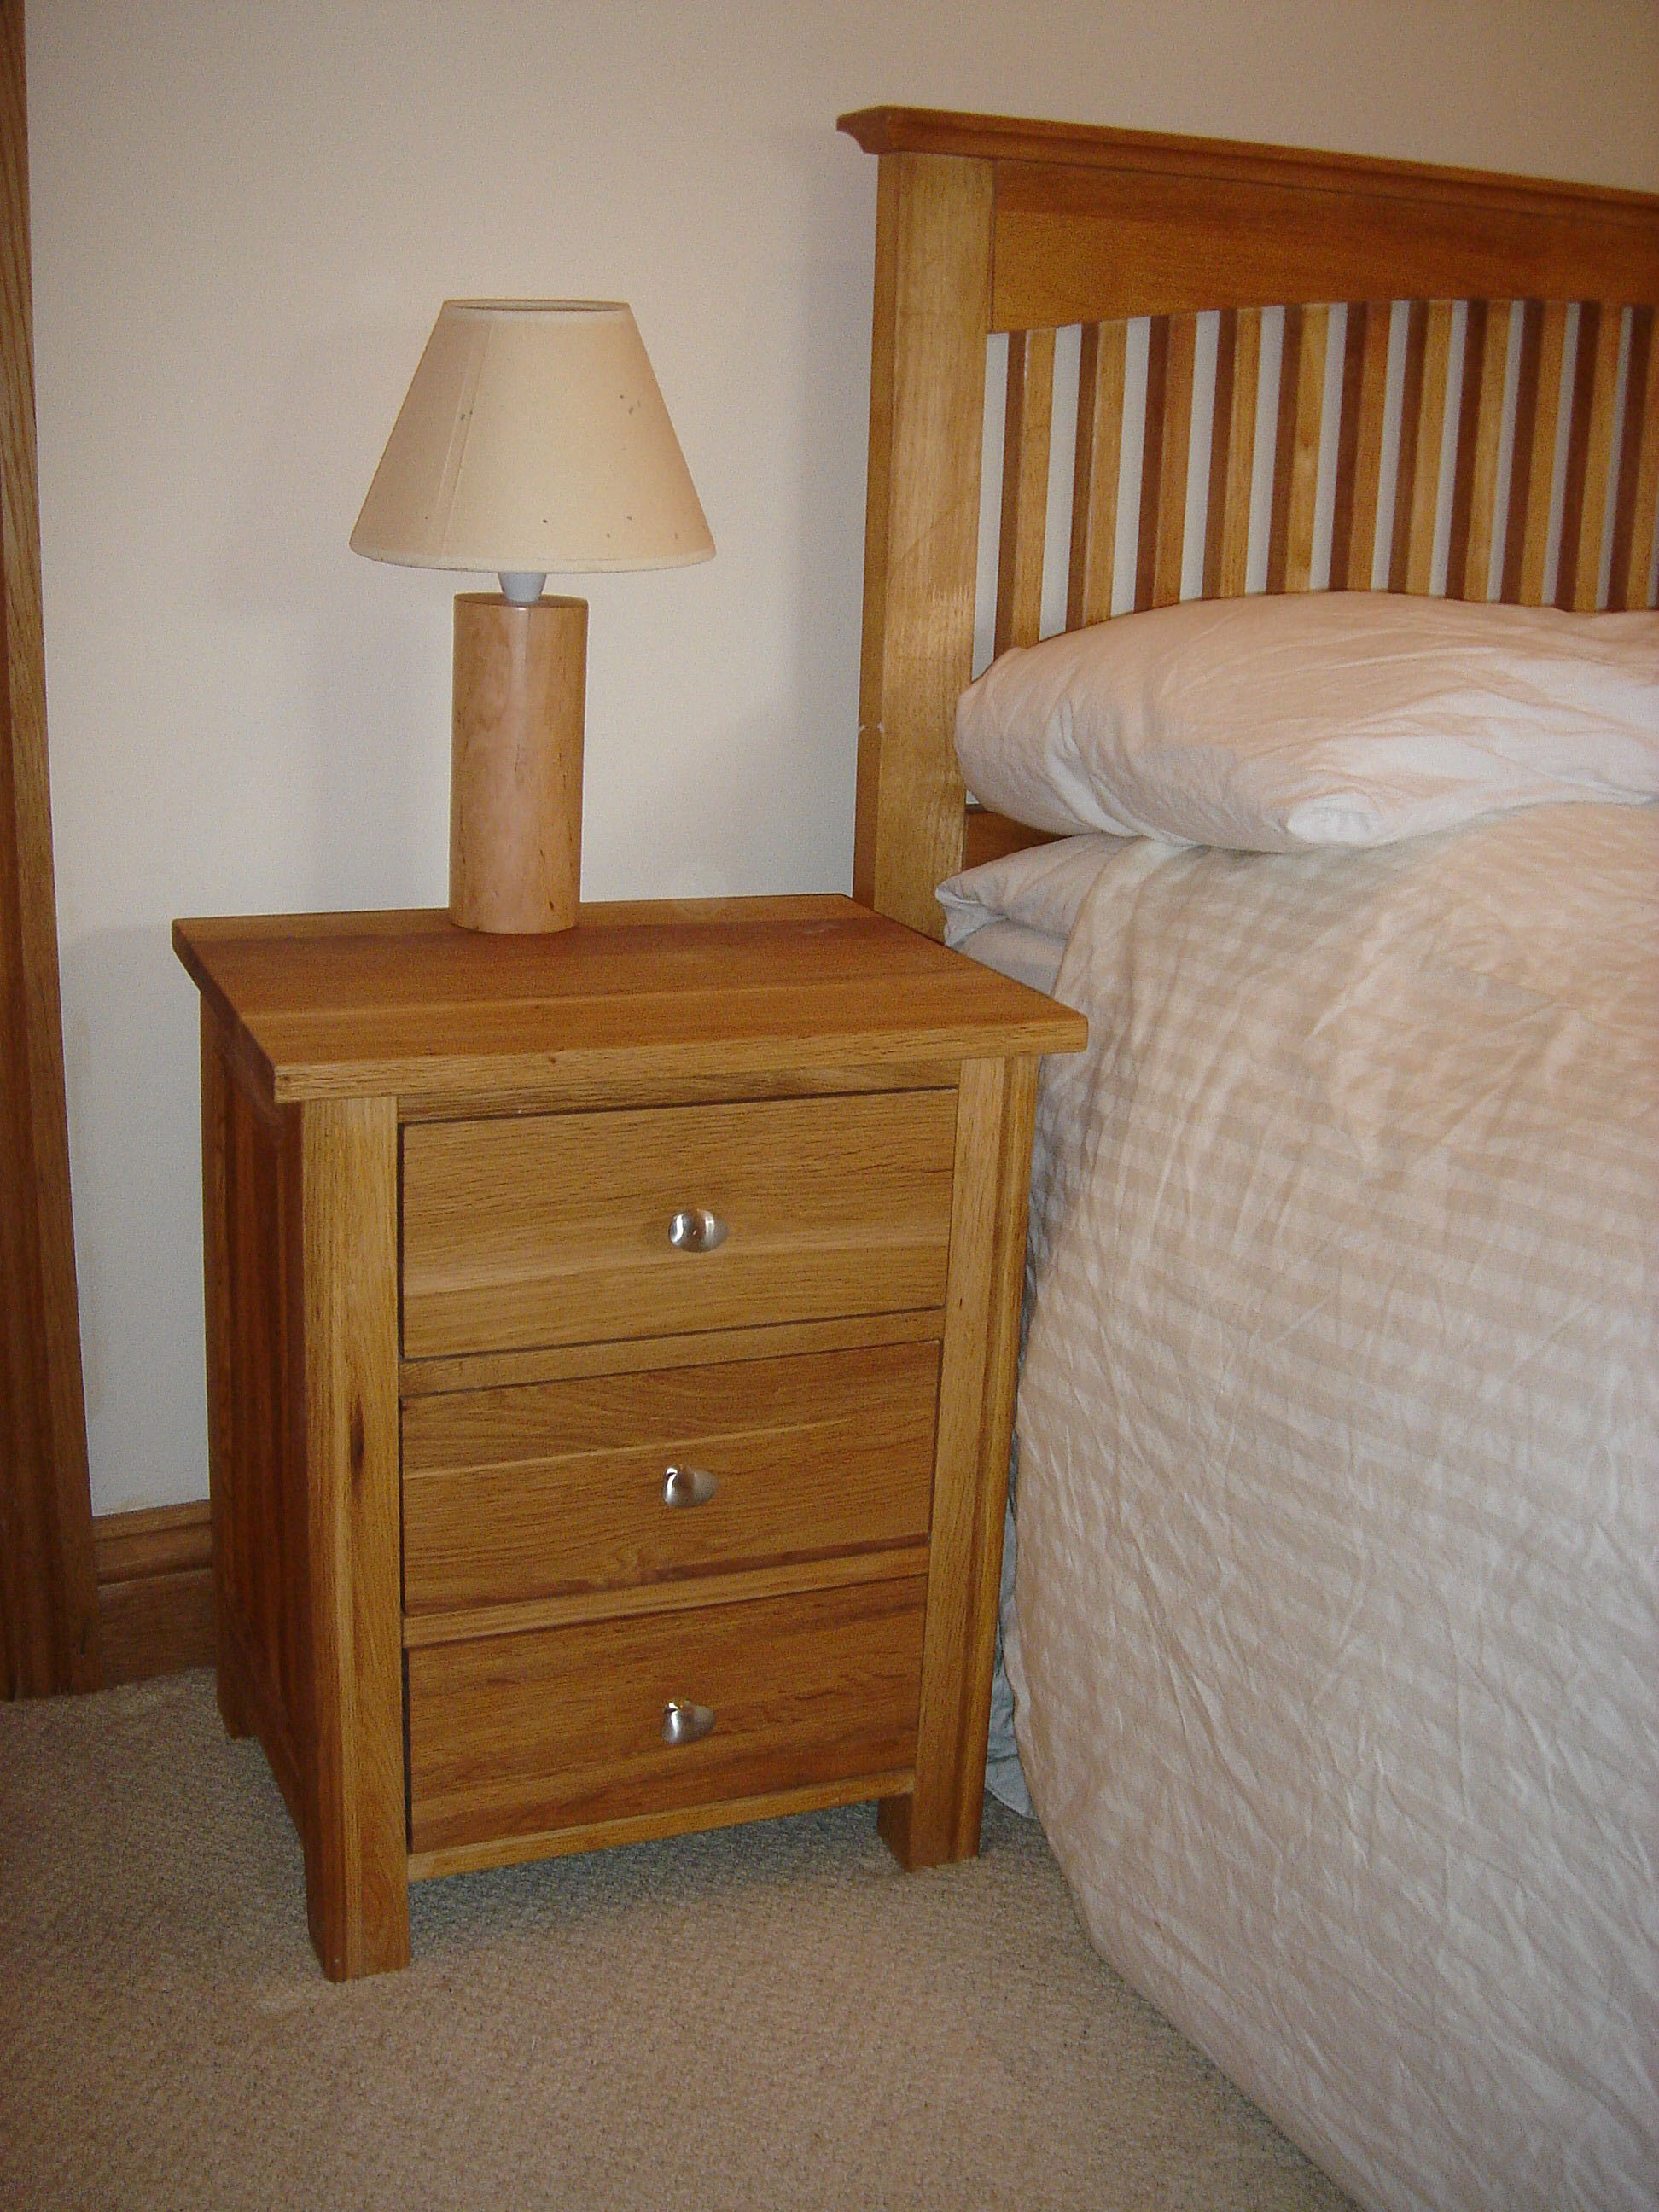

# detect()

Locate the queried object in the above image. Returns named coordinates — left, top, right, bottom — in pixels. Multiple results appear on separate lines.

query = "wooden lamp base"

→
left=449, top=593, right=587, bottom=933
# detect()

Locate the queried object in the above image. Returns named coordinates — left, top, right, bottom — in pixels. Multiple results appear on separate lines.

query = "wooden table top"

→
left=173, top=895, right=1087, bottom=1105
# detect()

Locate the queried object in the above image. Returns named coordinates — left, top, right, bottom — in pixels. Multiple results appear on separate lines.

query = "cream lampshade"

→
left=351, top=300, right=713, bottom=932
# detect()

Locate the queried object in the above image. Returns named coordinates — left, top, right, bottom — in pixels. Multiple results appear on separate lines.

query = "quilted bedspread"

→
left=964, top=805, right=1657, bottom=2212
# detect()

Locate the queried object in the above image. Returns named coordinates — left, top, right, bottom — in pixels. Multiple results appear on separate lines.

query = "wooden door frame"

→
left=0, top=0, right=101, bottom=1696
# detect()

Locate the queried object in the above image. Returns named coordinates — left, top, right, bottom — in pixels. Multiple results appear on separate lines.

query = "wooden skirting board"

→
left=92, top=1501, right=215, bottom=1685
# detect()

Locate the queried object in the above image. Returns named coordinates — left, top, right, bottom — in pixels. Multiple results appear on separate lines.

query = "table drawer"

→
left=406, top=1575, right=926, bottom=1854
left=400, top=1090, right=957, bottom=1359
left=402, top=1340, right=940, bottom=1615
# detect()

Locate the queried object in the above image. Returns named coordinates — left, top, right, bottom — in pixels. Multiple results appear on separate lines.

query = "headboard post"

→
left=853, top=149, right=992, bottom=938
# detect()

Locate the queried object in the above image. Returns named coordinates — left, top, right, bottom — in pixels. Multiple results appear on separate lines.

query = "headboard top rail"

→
left=837, top=106, right=1659, bottom=229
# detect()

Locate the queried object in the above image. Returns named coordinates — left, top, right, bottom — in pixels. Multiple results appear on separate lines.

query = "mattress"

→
left=943, top=804, right=1659, bottom=2212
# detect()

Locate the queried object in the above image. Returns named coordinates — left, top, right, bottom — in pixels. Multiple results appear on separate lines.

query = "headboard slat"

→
left=1514, top=300, right=1570, bottom=605
left=1285, top=304, right=1330, bottom=591
left=1221, top=308, right=1266, bottom=596
left=1133, top=315, right=1170, bottom=609
left=1266, top=305, right=1302, bottom=591
left=995, top=326, right=1056, bottom=651
left=1152, top=314, right=1198, bottom=606
left=1447, top=297, right=1508, bottom=601
left=1610, top=306, right=1659, bottom=609
left=1202, top=310, right=1237, bottom=596
left=1329, top=301, right=1389, bottom=590
left=1500, top=300, right=1545, bottom=602
left=1561, top=301, right=1624, bottom=610
left=1385, top=302, right=1428, bottom=592
left=1406, top=300, right=1457, bottom=594
left=1068, top=320, right=1126, bottom=626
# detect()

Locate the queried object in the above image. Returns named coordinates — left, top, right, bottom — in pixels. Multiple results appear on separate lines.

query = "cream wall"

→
left=27, top=0, right=1659, bottom=1516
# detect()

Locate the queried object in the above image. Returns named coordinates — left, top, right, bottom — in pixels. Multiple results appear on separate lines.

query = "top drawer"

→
left=402, top=1090, right=958, bottom=1360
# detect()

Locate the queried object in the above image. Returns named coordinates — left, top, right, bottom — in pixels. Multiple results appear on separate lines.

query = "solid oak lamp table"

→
left=172, top=896, right=1086, bottom=1979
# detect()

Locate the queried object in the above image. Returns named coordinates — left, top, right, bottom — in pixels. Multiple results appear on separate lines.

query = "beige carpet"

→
left=2, top=1671, right=1357, bottom=2211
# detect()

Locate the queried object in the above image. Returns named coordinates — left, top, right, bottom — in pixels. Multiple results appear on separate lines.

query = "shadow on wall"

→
left=218, top=314, right=457, bottom=911
left=57, top=923, right=210, bottom=1516
left=772, top=123, right=877, bottom=894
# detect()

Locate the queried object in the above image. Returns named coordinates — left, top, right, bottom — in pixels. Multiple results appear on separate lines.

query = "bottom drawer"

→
left=406, top=1575, right=927, bottom=1855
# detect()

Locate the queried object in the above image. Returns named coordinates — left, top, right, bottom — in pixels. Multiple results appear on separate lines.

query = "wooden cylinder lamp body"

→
left=450, top=593, right=587, bottom=933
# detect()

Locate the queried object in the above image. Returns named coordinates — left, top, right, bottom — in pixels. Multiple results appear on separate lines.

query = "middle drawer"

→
left=402, top=1339, right=940, bottom=1616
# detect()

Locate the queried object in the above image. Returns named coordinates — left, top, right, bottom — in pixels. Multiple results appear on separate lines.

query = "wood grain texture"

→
left=1557, top=300, right=1623, bottom=610
left=93, top=1501, right=215, bottom=1684
left=400, top=1305, right=944, bottom=1401
left=1208, top=305, right=1260, bottom=597
left=1330, top=300, right=1391, bottom=592
left=881, top=1053, right=1039, bottom=1869
left=299, top=1095, right=407, bottom=1979
left=1265, top=304, right=1303, bottom=595
left=201, top=1039, right=325, bottom=1861
left=407, top=1766, right=918, bottom=1881
left=987, top=158, right=1659, bottom=333
left=1068, top=320, right=1126, bottom=626
left=1200, top=306, right=1236, bottom=598
left=406, top=1576, right=927, bottom=1854
left=402, top=1340, right=940, bottom=1613
left=1404, top=300, right=1454, bottom=594
left=402, top=1090, right=958, bottom=1360
left=1610, top=306, right=1659, bottom=609
left=962, top=806, right=1060, bottom=870
left=995, top=324, right=1055, bottom=651
left=1132, top=313, right=1170, bottom=609
left=1506, top=299, right=1569, bottom=606
left=0, top=0, right=101, bottom=1697
left=840, top=108, right=1659, bottom=250
left=1446, top=298, right=1509, bottom=602
left=449, top=593, right=585, bottom=933
left=1386, top=300, right=1430, bottom=593
left=853, top=149, right=992, bottom=936
left=401, top=1543, right=934, bottom=1653
left=1152, top=312, right=1197, bottom=606
left=1281, top=302, right=1328, bottom=591
left=172, top=899, right=1084, bottom=1105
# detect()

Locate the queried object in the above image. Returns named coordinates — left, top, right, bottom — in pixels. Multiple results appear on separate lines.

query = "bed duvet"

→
left=951, top=803, right=1658, bottom=2212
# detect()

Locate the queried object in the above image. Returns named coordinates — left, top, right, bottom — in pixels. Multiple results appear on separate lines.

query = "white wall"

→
left=27, top=0, right=1659, bottom=1515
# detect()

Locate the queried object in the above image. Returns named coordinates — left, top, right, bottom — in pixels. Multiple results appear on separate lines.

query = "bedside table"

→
left=172, top=895, right=1086, bottom=1979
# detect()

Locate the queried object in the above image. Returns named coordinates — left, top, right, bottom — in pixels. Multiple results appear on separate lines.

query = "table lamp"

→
left=350, top=300, right=713, bottom=932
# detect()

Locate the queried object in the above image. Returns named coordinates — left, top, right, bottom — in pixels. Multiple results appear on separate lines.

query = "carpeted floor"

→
left=2, top=1671, right=1358, bottom=2211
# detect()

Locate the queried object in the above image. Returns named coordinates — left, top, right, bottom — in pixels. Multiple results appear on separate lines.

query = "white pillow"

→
left=954, top=593, right=1659, bottom=851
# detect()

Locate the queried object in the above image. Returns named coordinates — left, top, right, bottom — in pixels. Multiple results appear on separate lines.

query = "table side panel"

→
left=201, top=1009, right=312, bottom=1833
left=882, top=1052, right=1040, bottom=1867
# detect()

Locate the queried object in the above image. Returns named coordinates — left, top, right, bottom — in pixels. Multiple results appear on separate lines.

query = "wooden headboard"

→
left=838, top=107, right=1659, bottom=936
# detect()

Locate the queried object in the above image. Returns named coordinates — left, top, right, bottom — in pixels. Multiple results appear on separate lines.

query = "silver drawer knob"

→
left=667, top=1206, right=727, bottom=1253
left=663, top=1464, right=719, bottom=1509
left=661, top=1699, right=715, bottom=1747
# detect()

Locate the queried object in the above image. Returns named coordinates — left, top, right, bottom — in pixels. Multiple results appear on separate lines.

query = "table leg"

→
left=882, top=1054, right=1037, bottom=1869
left=297, top=1094, right=409, bottom=1979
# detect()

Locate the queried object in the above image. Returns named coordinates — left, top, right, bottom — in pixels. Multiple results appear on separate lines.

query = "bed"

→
left=837, top=107, right=1659, bottom=2212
